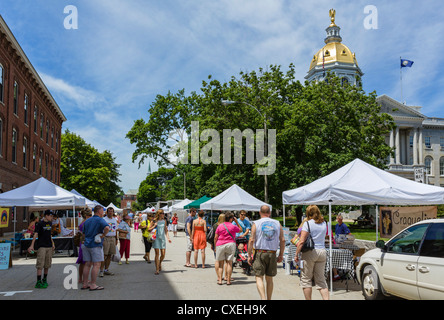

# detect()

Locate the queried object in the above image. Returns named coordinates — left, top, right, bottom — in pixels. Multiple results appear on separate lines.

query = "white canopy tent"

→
left=171, top=199, right=193, bottom=211
left=0, top=177, right=86, bottom=209
left=0, top=177, right=87, bottom=241
left=282, top=158, right=444, bottom=292
left=107, top=203, right=124, bottom=214
left=200, top=184, right=272, bottom=211
left=70, top=189, right=96, bottom=209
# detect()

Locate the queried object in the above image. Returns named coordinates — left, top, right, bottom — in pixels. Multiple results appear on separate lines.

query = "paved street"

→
left=0, top=228, right=364, bottom=300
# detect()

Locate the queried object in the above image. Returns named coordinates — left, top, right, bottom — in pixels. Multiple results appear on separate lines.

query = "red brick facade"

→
left=0, top=16, right=66, bottom=234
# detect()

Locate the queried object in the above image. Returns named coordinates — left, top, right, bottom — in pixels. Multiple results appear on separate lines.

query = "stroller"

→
left=234, top=237, right=252, bottom=276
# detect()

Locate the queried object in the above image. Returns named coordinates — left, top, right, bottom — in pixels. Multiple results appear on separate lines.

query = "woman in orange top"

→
left=191, top=210, right=207, bottom=268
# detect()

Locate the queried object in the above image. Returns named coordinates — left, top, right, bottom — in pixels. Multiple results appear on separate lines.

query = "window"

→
left=441, top=137, right=444, bottom=148
left=13, top=81, right=18, bottom=115
left=0, top=64, right=4, bottom=103
left=425, top=136, right=431, bottom=148
left=24, top=94, right=28, bottom=125
left=410, top=135, right=414, bottom=148
left=45, top=153, right=48, bottom=178
left=51, top=126, right=54, bottom=148
left=441, top=158, right=444, bottom=176
left=387, top=223, right=429, bottom=254
left=22, top=136, right=28, bottom=168
left=32, top=144, right=36, bottom=173
left=420, top=223, right=444, bottom=258
left=33, top=106, right=38, bottom=134
left=40, top=114, right=44, bottom=139
left=341, top=77, right=349, bottom=87
left=12, top=129, right=17, bottom=163
left=425, top=156, right=433, bottom=175
left=55, top=132, right=58, bottom=153
left=46, top=120, right=49, bottom=144
left=50, top=157, right=54, bottom=181
left=39, top=149, right=42, bottom=175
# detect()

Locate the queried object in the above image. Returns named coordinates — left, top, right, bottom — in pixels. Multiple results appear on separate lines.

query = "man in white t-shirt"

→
left=100, top=207, right=118, bottom=277
left=248, top=205, right=285, bottom=300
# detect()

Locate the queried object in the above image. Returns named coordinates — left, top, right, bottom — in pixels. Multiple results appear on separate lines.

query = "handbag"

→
left=301, top=221, right=315, bottom=252
left=148, top=227, right=157, bottom=243
left=290, top=233, right=300, bottom=246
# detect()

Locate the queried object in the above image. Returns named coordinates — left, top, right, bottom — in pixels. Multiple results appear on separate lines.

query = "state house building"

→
left=306, top=10, right=444, bottom=187
left=0, top=15, right=66, bottom=233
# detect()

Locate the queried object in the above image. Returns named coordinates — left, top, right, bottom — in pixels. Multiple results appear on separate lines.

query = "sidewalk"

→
left=0, top=228, right=364, bottom=300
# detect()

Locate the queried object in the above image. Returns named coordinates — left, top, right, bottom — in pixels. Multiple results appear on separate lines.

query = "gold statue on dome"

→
left=329, top=9, right=336, bottom=26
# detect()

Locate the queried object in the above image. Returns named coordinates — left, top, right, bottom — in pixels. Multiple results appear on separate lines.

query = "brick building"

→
left=0, top=15, right=66, bottom=234
left=121, top=189, right=138, bottom=212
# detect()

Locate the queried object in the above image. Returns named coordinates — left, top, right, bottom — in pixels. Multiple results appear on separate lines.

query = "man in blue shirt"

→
left=335, top=215, right=351, bottom=236
left=233, top=210, right=251, bottom=240
left=81, top=205, right=109, bottom=291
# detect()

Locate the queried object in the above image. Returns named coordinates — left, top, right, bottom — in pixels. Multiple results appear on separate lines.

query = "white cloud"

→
left=6, top=0, right=444, bottom=194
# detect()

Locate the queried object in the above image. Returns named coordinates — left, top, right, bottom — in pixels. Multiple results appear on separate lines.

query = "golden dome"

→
left=309, top=42, right=358, bottom=71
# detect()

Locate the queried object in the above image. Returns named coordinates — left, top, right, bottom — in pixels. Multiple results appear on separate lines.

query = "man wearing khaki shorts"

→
left=248, top=205, right=285, bottom=300
left=28, top=210, right=55, bottom=289
left=100, top=207, right=118, bottom=277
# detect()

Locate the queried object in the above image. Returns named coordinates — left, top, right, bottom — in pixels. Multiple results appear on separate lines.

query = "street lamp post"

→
left=221, top=99, right=269, bottom=204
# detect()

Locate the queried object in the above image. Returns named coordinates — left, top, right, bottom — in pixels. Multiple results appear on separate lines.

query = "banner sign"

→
left=0, top=243, right=11, bottom=270
left=379, top=206, right=437, bottom=238
left=0, top=208, right=9, bottom=228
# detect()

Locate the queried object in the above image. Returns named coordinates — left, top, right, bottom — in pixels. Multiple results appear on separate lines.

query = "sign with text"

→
left=379, top=206, right=437, bottom=238
left=0, top=243, right=11, bottom=270
left=0, top=208, right=9, bottom=228
left=414, top=167, right=425, bottom=183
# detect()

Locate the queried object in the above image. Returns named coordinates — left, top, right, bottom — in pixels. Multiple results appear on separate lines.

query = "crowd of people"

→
left=26, top=203, right=346, bottom=300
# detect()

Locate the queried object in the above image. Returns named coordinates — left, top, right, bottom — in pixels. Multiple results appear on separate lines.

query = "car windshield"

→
left=387, top=223, right=429, bottom=254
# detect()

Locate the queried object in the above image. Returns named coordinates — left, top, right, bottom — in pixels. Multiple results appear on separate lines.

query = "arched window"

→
left=341, top=77, right=349, bottom=87
left=425, top=156, right=433, bottom=175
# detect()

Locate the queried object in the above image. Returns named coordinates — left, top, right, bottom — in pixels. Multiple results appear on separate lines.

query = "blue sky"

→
left=1, top=0, right=443, bottom=194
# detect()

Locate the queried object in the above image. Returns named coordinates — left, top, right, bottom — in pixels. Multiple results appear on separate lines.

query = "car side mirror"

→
left=376, top=240, right=387, bottom=251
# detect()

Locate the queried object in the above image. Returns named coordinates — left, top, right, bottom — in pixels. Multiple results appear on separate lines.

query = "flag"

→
left=401, top=59, right=414, bottom=68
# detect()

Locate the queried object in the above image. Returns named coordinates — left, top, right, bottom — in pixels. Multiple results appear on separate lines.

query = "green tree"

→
left=127, top=65, right=395, bottom=209
left=60, top=130, right=123, bottom=205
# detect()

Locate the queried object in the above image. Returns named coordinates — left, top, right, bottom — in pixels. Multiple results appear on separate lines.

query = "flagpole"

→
left=400, top=56, right=404, bottom=104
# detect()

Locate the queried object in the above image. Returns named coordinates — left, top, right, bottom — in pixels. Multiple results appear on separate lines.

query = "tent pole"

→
left=329, top=201, right=333, bottom=295
left=283, top=205, right=285, bottom=227
left=375, top=204, right=379, bottom=242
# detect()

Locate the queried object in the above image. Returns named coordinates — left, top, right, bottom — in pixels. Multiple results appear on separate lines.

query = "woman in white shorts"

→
left=214, top=212, right=242, bottom=285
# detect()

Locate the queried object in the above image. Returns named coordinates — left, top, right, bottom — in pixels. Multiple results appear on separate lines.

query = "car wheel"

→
left=361, top=265, right=384, bottom=300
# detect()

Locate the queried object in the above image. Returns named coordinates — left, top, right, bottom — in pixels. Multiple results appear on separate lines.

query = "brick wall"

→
left=0, top=16, right=66, bottom=234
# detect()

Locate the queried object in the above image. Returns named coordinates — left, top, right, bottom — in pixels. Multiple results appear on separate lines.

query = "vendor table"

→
left=325, top=248, right=355, bottom=291
left=20, top=237, right=77, bottom=258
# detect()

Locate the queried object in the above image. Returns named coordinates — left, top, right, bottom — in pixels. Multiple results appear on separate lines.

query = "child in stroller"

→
left=236, top=238, right=251, bottom=276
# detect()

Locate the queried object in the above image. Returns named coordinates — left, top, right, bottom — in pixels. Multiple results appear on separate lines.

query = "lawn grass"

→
left=275, top=216, right=390, bottom=242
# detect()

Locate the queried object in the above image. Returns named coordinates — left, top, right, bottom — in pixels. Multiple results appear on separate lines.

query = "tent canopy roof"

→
left=200, top=184, right=272, bottom=211
left=283, top=158, right=444, bottom=206
left=0, top=177, right=86, bottom=209
left=184, top=196, right=212, bottom=209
